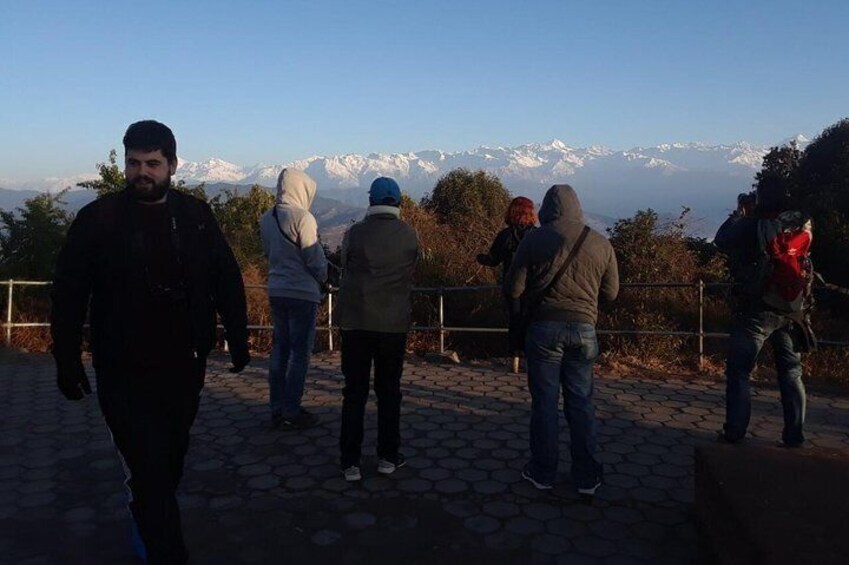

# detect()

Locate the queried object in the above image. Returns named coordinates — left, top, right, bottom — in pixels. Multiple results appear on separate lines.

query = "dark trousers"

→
left=97, top=359, right=204, bottom=565
left=339, top=330, right=407, bottom=467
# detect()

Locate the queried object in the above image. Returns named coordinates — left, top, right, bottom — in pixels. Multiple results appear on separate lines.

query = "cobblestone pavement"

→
left=2, top=348, right=849, bottom=564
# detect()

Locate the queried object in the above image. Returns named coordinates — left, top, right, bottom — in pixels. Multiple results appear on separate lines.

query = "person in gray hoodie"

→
left=505, top=184, right=618, bottom=495
left=259, top=168, right=328, bottom=429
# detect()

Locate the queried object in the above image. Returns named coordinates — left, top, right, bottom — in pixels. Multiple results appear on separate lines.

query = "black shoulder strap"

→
left=272, top=206, right=299, bottom=248
left=535, top=225, right=591, bottom=302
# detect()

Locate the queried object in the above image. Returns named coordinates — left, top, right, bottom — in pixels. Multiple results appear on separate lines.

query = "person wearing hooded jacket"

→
left=505, top=184, right=618, bottom=495
left=260, top=168, right=328, bottom=429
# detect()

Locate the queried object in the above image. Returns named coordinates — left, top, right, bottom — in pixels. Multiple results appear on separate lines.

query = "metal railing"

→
left=4, top=279, right=848, bottom=368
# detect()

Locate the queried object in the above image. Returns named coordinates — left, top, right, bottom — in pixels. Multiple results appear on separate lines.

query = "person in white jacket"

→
left=259, top=168, right=328, bottom=429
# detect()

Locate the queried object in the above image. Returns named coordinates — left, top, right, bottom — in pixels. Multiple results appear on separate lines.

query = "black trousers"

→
left=96, top=358, right=204, bottom=565
left=339, top=330, right=407, bottom=467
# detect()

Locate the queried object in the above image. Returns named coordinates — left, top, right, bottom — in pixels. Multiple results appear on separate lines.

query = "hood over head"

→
left=276, top=168, right=317, bottom=210
left=538, top=184, right=583, bottom=225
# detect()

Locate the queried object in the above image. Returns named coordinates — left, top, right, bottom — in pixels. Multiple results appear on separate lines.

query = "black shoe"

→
left=776, top=439, right=804, bottom=448
left=520, top=464, right=553, bottom=490
left=271, top=413, right=283, bottom=428
left=716, top=430, right=743, bottom=444
left=278, top=409, right=320, bottom=430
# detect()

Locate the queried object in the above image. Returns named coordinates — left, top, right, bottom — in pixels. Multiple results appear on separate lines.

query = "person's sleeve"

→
left=477, top=230, right=505, bottom=267
left=601, top=246, right=620, bottom=302
left=50, top=207, right=95, bottom=362
left=206, top=205, right=248, bottom=351
left=714, top=214, right=754, bottom=252
left=504, top=236, right=531, bottom=316
left=298, top=213, right=328, bottom=284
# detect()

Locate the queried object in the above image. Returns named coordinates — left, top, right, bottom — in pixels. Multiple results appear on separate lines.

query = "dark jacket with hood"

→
left=505, top=185, right=619, bottom=326
left=51, top=189, right=248, bottom=374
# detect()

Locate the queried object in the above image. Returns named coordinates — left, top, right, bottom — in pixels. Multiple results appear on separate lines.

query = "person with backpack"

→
left=505, top=184, right=619, bottom=495
left=477, top=196, right=538, bottom=361
left=714, top=183, right=814, bottom=447
left=260, top=168, right=328, bottom=430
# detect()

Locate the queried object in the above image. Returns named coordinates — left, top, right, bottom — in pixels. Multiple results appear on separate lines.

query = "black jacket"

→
left=714, top=213, right=762, bottom=301
left=477, top=225, right=535, bottom=281
left=51, top=189, right=248, bottom=370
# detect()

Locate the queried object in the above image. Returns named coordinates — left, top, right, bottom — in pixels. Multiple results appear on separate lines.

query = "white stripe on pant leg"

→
left=102, top=416, right=134, bottom=502
left=102, top=416, right=148, bottom=561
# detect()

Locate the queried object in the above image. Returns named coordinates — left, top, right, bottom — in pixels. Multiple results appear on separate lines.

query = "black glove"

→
left=56, top=357, right=92, bottom=400
left=228, top=342, right=251, bottom=374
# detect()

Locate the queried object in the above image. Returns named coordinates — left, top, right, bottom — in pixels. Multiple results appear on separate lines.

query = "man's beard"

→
left=128, top=175, right=170, bottom=202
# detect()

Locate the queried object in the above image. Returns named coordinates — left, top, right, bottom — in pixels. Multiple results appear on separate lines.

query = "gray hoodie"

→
left=505, top=184, right=619, bottom=325
left=259, top=169, right=328, bottom=303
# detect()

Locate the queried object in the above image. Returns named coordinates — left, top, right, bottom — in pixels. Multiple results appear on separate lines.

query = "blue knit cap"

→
left=369, top=177, right=401, bottom=206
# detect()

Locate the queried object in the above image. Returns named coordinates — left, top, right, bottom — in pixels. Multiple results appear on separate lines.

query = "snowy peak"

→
left=160, top=139, right=774, bottom=203
left=779, top=134, right=811, bottom=148
left=176, top=157, right=244, bottom=183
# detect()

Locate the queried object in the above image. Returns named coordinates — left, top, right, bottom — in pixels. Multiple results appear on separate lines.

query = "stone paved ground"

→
left=2, top=348, right=849, bottom=565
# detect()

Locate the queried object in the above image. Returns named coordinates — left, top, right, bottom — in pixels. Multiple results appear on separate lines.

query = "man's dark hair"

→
left=123, top=120, right=177, bottom=164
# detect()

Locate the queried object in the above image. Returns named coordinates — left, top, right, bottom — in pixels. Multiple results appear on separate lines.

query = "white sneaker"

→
left=343, top=465, right=362, bottom=482
left=377, top=454, right=406, bottom=475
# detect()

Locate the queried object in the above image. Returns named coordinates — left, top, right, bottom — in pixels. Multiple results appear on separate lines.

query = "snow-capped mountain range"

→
left=2, top=135, right=810, bottom=235
left=173, top=139, right=774, bottom=195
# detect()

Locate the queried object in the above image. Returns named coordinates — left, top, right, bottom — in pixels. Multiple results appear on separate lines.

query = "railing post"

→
left=327, top=291, right=334, bottom=352
left=698, top=279, right=705, bottom=370
left=438, top=288, right=445, bottom=354
left=6, top=280, right=13, bottom=347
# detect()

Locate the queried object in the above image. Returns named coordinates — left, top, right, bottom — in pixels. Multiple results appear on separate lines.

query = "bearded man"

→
left=51, top=120, right=249, bottom=564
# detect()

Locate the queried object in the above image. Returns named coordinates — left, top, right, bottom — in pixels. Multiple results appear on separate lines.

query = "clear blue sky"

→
left=1, top=0, right=847, bottom=180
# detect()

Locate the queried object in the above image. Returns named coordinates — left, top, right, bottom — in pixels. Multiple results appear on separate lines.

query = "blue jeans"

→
left=525, top=320, right=602, bottom=488
left=269, top=296, right=318, bottom=419
left=725, top=309, right=806, bottom=445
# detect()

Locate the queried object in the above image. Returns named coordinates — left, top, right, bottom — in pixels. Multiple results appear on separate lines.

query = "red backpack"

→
left=756, top=211, right=814, bottom=313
